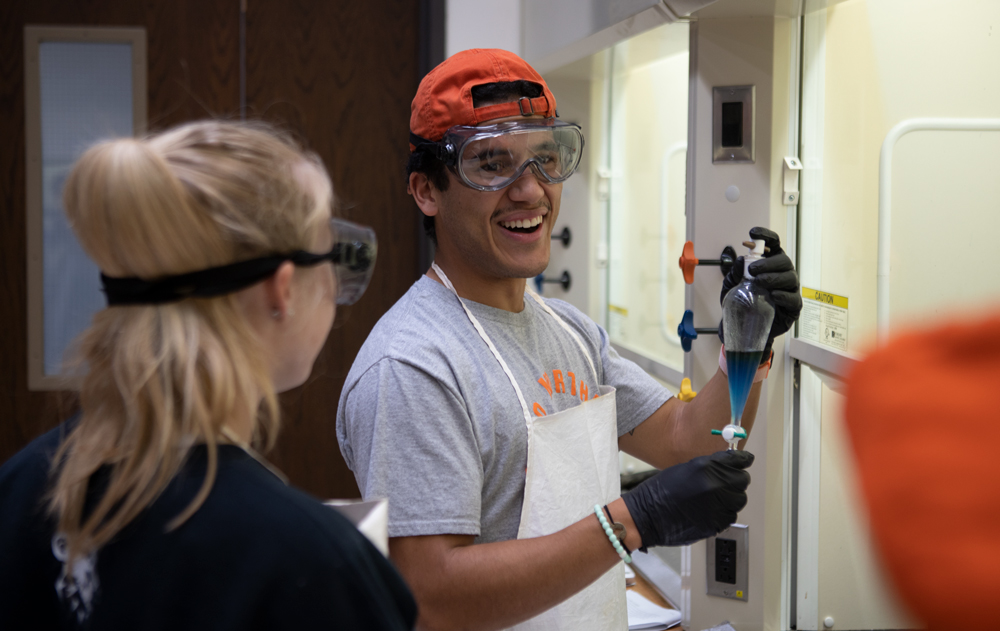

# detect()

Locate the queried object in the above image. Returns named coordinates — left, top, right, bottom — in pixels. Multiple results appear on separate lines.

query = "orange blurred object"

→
left=844, top=311, right=1000, bottom=630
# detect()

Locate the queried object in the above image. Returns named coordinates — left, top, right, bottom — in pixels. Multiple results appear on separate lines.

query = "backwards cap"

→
left=409, top=49, right=557, bottom=148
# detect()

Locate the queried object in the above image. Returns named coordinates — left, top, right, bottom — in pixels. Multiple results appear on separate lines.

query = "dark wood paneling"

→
left=245, top=0, right=422, bottom=499
left=0, top=0, right=240, bottom=463
left=2, top=1, right=423, bottom=502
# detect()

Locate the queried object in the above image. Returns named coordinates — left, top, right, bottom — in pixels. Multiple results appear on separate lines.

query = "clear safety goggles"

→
left=298, top=217, right=378, bottom=305
left=413, top=118, right=585, bottom=192
left=100, top=217, right=377, bottom=307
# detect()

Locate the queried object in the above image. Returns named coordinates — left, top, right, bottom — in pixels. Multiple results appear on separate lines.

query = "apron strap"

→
left=525, top=288, right=600, bottom=386
left=431, top=263, right=533, bottom=432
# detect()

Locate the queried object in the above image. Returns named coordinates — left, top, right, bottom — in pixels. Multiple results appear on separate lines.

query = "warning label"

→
left=608, top=304, right=628, bottom=340
left=800, top=287, right=848, bottom=351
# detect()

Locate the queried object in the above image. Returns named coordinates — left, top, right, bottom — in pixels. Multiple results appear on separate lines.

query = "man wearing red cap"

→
left=337, top=49, right=801, bottom=630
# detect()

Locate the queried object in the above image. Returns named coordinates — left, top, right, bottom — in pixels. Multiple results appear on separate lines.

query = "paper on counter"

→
left=624, top=563, right=636, bottom=586
left=627, top=590, right=682, bottom=630
left=325, top=498, right=389, bottom=556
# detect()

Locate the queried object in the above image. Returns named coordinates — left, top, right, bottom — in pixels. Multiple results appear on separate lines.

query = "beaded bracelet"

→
left=594, top=504, right=632, bottom=564
left=603, top=505, right=631, bottom=556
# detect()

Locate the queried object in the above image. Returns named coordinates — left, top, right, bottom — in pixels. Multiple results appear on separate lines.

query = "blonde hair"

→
left=49, top=121, right=332, bottom=563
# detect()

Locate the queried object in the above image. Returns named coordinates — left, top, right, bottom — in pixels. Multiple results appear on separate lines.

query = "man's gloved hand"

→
left=622, top=450, right=754, bottom=549
left=719, top=227, right=802, bottom=361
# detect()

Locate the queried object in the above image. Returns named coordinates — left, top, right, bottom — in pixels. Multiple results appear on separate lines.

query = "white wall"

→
left=538, top=65, right=594, bottom=314
left=445, top=0, right=521, bottom=57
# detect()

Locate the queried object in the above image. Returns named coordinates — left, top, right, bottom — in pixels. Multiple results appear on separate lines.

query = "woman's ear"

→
left=408, top=171, right=440, bottom=218
left=264, top=261, right=296, bottom=320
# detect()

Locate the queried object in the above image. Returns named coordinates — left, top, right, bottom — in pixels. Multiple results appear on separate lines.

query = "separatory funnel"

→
left=717, top=239, right=775, bottom=449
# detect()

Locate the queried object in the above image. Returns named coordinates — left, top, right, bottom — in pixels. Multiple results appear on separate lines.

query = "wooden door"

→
left=0, top=0, right=424, bottom=500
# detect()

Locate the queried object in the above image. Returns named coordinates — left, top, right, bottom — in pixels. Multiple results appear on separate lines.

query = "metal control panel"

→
left=706, top=523, right=749, bottom=601
left=712, top=85, right=755, bottom=163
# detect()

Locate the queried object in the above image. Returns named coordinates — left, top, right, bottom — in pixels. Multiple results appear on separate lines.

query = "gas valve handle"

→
left=677, top=378, right=698, bottom=402
left=678, top=241, right=737, bottom=284
left=533, top=270, right=572, bottom=293
left=711, top=425, right=747, bottom=450
left=677, top=309, right=720, bottom=352
left=551, top=226, right=572, bottom=248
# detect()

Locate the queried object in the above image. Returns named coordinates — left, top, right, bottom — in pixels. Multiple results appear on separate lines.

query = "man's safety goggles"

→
left=101, top=217, right=377, bottom=307
left=411, top=118, right=585, bottom=192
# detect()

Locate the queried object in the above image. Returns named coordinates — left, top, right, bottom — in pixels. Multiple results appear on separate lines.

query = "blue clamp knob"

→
left=534, top=271, right=571, bottom=294
left=676, top=310, right=720, bottom=353
left=678, top=310, right=698, bottom=352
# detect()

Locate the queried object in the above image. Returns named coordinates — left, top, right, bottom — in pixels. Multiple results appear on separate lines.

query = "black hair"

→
left=406, top=80, right=545, bottom=244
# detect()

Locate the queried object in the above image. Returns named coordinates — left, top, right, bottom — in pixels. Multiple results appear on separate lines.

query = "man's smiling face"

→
left=433, top=116, right=562, bottom=281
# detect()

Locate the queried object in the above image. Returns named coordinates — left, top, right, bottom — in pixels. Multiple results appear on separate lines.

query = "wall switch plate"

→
left=706, top=523, right=749, bottom=601
left=712, top=85, right=755, bottom=164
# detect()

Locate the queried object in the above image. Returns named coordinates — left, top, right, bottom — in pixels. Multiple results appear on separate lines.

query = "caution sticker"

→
left=608, top=304, right=628, bottom=340
left=608, top=304, right=629, bottom=316
left=800, top=287, right=848, bottom=351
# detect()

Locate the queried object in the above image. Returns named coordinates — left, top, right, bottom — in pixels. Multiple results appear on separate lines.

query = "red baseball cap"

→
left=409, top=48, right=558, bottom=149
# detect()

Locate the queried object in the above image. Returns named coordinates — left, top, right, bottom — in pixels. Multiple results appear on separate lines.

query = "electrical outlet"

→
left=715, top=538, right=737, bottom=584
left=706, top=524, right=748, bottom=601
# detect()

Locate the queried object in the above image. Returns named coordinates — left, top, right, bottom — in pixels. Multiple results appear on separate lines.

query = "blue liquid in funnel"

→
left=726, top=350, right=763, bottom=424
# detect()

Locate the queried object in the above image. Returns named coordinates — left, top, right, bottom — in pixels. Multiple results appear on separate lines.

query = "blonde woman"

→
left=0, top=121, right=416, bottom=630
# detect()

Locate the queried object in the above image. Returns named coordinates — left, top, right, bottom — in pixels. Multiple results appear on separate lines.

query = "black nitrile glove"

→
left=719, top=227, right=802, bottom=362
left=622, top=450, right=754, bottom=549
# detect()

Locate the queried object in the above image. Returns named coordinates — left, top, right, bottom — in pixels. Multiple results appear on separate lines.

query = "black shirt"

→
left=0, top=423, right=417, bottom=630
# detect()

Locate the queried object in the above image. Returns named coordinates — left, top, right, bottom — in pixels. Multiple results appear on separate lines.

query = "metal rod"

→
left=538, top=270, right=571, bottom=291
left=551, top=226, right=571, bottom=248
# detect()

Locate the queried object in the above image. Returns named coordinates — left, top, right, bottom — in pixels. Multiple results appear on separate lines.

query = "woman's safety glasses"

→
left=100, top=217, right=377, bottom=306
left=412, top=118, right=584, bottom=192
left=291, top=218, right=377, bottom=305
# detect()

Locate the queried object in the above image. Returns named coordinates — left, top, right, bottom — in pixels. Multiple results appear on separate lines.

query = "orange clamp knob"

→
left=679, top=241, right=699, bottom=284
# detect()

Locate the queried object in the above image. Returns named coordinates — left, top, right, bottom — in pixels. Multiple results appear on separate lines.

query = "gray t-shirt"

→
left=337, top=276, right=672, bottom=543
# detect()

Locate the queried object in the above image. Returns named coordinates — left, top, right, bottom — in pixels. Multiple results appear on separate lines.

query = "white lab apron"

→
left=432, top=264, right=627, bottom=631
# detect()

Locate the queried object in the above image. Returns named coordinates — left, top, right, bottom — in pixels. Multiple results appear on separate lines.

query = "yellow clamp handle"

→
left=678, top=378, right=697, bottom=402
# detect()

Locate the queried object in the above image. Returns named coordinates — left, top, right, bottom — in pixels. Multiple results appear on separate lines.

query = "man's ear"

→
left=408, top=171, right=441, bottom=218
